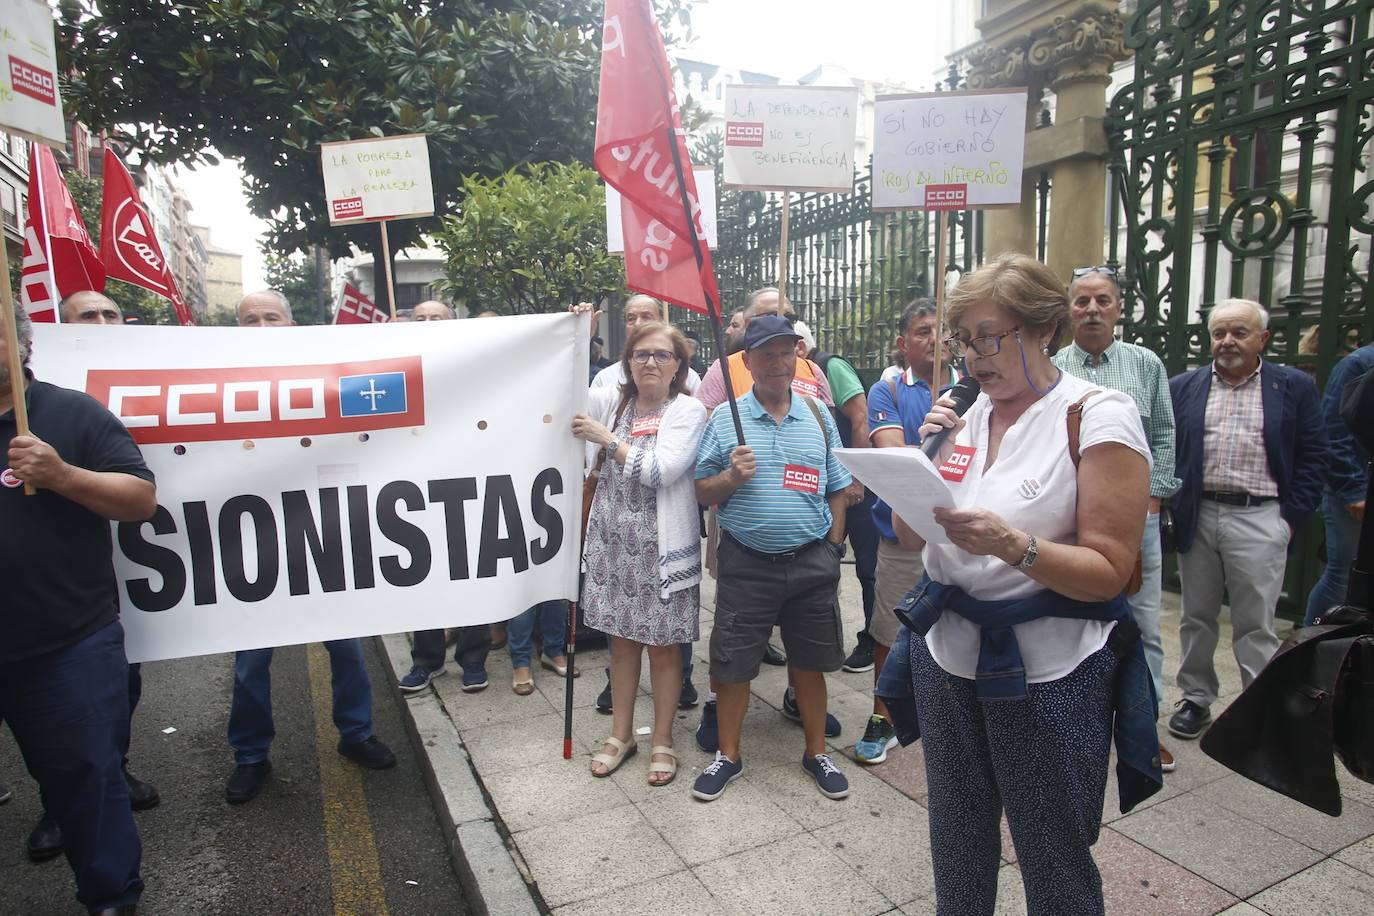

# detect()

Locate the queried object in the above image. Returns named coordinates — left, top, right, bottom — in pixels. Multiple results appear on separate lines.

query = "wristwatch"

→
left=1013, top=534, right=1038, bottom=571
left=605, top=437, right=622, bottom=456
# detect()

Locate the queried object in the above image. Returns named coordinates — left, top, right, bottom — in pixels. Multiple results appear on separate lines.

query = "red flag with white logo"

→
left=99, top=148, right=195, bottom=326
left=333, top=282, right=390, bottom=325
left=19, top=143, right=105, bottom=323
left=594, top=0, right=719, bottom=317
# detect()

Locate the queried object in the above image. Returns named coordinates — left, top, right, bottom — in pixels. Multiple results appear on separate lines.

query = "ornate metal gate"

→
left=1107, top=0, right=1374, bottom=609
left=694, top=166, right=983, bottom=381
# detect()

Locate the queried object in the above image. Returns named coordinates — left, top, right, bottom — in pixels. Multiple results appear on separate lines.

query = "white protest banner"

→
left=320, top=133, right=435, bottom=225
left=871, top=89, right=1029, bottom=211
left=722, top=85, right=858, bottom=193
left=606, top=167, right=717, bottom=254
left=0, top=0, right=66, bottom=147
left=30, top=314, right=589, bottom=663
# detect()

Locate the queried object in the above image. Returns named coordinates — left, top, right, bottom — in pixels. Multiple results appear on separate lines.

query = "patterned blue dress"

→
left=583, top=399, right=700, bottom=645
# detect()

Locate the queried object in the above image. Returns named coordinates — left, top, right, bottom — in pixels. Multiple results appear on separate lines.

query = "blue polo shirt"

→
left=866, top=369, right=935, bottom=541
left=696, top=388, right=852, bottom=553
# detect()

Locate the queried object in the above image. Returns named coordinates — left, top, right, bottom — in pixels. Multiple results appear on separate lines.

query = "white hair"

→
left=625, top=294, right=663, bottom=317
left=237, top=289, right=291, bottom=312
left=1210, top=298, right=1270, bottom=330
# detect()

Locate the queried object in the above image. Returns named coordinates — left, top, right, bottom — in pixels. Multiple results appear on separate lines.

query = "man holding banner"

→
left=224, top=291, right=396, bottom=805
left=2, top=302, right=156, bottom=915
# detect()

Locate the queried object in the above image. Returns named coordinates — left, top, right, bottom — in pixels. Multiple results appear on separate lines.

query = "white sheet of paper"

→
left=835, top=447, right=954, bottom=544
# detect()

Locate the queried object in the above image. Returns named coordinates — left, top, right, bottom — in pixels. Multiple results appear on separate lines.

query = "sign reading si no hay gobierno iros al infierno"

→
left=871, top=89, right=1029, bottom=211
left=722, top=84, right=859, bottom=193
left=29, top=315, right=588, bottom=663
left=320, top=133, right=435, bottom=225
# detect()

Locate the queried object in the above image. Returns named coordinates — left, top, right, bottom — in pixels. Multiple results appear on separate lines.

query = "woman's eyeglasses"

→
left=943, top=326, right=1020, bottom=359
left=630, top=349, right=677, bottom=366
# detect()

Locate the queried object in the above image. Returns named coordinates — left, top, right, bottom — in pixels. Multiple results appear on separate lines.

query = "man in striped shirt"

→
left=691, top=315, right=853, bottom=802
left=1055, top=266, right=1181, bottom=771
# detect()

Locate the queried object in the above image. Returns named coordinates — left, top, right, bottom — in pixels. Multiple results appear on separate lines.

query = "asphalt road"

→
left=0, top=638, right=469, bottom=915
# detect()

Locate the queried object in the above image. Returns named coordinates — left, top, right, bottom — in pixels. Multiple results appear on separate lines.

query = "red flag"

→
left=334, top=282, right=390, bottom=324
left=19, top=143, right=105, bottom=323
left=594, top=0, right=719, bottom=316
left=99, top=148, right=195, bottom=326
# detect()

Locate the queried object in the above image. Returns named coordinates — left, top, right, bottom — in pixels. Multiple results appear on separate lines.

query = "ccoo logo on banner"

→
left=30, top=315, right=590, bottom=663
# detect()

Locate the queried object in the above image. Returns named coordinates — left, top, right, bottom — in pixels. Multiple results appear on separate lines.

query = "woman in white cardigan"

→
left=573, top=322, right=707, bottom=786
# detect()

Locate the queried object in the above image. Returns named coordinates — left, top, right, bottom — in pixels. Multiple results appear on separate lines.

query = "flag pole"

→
left=664, top=129, right=745, bottom=447
left=1, top=251, right=36, bottom=496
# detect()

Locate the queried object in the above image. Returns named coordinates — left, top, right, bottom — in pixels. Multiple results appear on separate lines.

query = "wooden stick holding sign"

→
left=0, top=261, right=36, bottom=495
left=378, top=220, right=397, bottom=320
left=871, top=89, right=1030, bottom=386
left=778, top=191, right=792, bottom=306
left=723, top=85, right=859, bottom=305
left=320, top=133, right=435, bottom=318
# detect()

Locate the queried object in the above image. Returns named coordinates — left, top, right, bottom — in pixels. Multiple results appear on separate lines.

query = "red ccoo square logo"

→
left=924, top=183, right=968, bottom=211
left=86, top=357, right=426, bottom=445
left=331, top=197, right=365, bottom=221
left=725, top=122, right=765, bottom=148
left=9, top=56, right=56, bottom=106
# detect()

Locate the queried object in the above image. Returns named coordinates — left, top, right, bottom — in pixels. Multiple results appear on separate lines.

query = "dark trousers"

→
left=912, top=635, right=1115, bottom=916
left=411, top=626, right=491, bottom=675
left=0, top=620, right=143, bottom=911
left=847, top=490, right=879, bottom=648
left=228, top=639, right=374, bottom=765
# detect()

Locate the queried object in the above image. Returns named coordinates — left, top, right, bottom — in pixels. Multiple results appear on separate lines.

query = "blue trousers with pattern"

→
left=912, top=634, right=1115, bottom=916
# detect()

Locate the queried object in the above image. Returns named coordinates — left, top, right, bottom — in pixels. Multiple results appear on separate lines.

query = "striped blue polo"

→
left=696, top=389, right=852, bottom=553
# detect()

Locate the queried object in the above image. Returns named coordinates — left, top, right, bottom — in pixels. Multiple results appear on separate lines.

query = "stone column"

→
left=966, top=43, right=1040, bottom=260
left=1031, top=8, right=1130, bottom=278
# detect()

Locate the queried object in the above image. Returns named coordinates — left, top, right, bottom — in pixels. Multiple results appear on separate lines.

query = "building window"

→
left=393, top=283, right=432, bottom=309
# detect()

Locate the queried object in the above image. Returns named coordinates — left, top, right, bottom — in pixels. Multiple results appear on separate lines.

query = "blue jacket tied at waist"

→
left=875, top=577, right=1163, bottom=814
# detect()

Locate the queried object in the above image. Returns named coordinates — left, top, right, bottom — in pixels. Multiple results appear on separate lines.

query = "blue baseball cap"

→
left=743, top=313, right=801, bottom=351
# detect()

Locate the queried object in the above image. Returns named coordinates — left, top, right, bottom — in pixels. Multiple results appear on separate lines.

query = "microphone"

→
left=921, top=376, right=982, bottom=460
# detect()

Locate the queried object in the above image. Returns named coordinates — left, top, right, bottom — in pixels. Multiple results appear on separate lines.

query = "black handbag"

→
left=1200, top=606, right=1374, bottom=815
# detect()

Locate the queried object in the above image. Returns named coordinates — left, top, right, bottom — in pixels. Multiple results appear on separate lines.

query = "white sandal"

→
left=590, top=736, right=636, bottom=777
left=648, top=745, right=678, bottom=787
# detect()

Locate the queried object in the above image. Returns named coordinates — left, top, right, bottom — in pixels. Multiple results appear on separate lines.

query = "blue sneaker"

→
left=802, top=753, right=850, bottom=799
left=460, top=669, right=489, bottom=693
left=781, top=687, right=842, bottom=737
left=399, top=664, right=445, bottom=693
left=692, top=752, right=743, bottom=801
left=854, top=715, right=898, bottom=765
left=696, top=700, right=719, bottom=752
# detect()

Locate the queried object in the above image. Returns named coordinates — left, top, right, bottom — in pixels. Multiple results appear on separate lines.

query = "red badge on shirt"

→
left=790, top=378, right=820, bottom=398
left=1, top=468, right=20, bottom=489
left=782, top=464, right=821, bottom=494
left=630, top=416, right=661, bottom=438
left=938, top=445, right=977, bottom=483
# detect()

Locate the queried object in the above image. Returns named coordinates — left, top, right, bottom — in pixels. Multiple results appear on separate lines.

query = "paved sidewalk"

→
left=384, top=570, right=1374, bottom=916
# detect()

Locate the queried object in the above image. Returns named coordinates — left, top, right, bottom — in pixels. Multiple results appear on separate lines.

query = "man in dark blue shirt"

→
left=2, top=303, right=158, bottom=915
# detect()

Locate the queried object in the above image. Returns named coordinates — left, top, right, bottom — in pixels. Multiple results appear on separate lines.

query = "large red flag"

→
left=334, top=282, right=389, bottom=324
left=19, top=143, right=105, bottom=323
left=99, top=148, right=195, bottom=326
left=594, top=0, right=719, bottom=317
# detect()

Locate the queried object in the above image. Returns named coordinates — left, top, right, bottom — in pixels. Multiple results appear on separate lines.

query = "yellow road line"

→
left=307, top=642, right=390, bottom=916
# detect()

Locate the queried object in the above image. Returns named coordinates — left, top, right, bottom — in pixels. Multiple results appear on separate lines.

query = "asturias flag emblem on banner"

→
left=594, top=0, right=719, bottom=317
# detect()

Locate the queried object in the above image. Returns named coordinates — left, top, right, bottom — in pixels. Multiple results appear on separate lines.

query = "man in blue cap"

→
left=692, top=314, right=854, bottom=801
